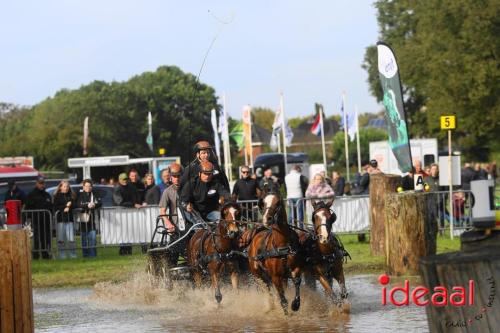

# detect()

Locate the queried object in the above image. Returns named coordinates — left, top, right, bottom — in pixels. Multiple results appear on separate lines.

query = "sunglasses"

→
left=202, top=171, right=214, bottom=175
left=242, top=171, right=249, bottom=174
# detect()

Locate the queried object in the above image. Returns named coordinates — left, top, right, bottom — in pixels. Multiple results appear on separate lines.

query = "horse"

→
left=186, top=202, right=241, bottom=304
left=246, top=187, right=303, bottom=315
left=300, top=199, right=349, bottom=307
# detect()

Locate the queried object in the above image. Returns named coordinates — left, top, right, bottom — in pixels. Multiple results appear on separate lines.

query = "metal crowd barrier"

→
left=236, top=199, right=260, bottom=222
left=433, top=190, right=473, bottom=235
left=21, top=209, right=54, bottom=259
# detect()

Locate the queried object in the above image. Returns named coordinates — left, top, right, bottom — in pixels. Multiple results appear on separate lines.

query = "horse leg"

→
left=192, top=269, right=203, bottom=289
left=210, top=263, right=223, bottom=304
left=332, top=260, right=348, bottom=300
left=315, top=265, right=336, bottom=301
left=271, top=274, right=288, bottom=315
left=228, top=261, right=239, bottom=290
left=290, top=267, right=302, bottom=312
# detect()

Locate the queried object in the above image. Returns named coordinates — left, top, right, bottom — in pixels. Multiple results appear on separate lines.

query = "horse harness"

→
left=196, top=220, right=238, bottom=269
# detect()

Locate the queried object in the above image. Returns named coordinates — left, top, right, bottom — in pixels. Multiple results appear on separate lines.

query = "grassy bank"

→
left=31, top=234, right=461, bottom=288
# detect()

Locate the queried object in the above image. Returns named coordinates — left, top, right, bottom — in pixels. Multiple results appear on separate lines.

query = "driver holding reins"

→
left=180, top=160, right=231, bottom=223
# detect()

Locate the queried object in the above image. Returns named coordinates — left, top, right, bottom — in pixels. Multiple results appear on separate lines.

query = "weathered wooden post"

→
left=369, top=173, right=401, bottom=255
left=420, top=231, right=500, bottom=333
left=0, top=230, right=34, bottom=333
left=384, top=191, right=438, bottom=275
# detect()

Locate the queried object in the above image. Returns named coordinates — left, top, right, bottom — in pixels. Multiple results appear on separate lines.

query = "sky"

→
left=0, top=0, right=381, bottom=119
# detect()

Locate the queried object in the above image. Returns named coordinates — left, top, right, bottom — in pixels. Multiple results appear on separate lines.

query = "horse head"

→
left=221, top=201, right=240, bottom=239
left=311, top=200, right=336, bottom=244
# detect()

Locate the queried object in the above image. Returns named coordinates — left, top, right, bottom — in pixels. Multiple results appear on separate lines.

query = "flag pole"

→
left=355, top=106, right=362, bottom=174
left=222, top=93, right=232, bottom=182
left=248, top=106, right=254, bottom=168
left=342, top=92, right=350, bottom=182
left=320, top=105, right=327, bottom=172
left=280, top=93, right=288, bottom=174
left=83, top=116, right=89, bottom=156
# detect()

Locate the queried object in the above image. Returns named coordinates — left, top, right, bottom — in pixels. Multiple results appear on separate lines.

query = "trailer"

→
left=369, top=138, right=438, bottom=175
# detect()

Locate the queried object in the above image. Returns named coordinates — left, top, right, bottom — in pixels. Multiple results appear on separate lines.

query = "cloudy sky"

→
left=1, top=0, right=381, bottom=118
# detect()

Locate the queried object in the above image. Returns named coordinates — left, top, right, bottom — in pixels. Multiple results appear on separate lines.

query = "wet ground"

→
left=34, top=274, right=429, bottom=333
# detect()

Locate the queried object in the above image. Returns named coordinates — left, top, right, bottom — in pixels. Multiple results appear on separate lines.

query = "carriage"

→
left=146, top=191, right=351, bottom=314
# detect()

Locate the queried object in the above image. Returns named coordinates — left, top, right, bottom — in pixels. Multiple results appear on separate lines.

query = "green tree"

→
left=0, top=66, right=218, bottom=168
left=363, top=0, right=499, bottom=160
left=251, top=107, right=275, bottom=130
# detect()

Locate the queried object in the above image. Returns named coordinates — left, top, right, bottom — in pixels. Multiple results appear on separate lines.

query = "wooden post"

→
left=384, top=191, right=438, bottom=275
left=420, top=232, right=500, bottom=332
left=0, top=230, right=34, bottom=333
left=369, top=173, right=401, bottom=256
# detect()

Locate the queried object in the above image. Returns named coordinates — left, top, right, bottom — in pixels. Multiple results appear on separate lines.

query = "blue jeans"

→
left=185, top=210, right=220, bottom=224
left=57, top=222, right=76, bottom=259
left=81, top=230, right=97, bottom=257
left=287, top=198, right=304, bottom=228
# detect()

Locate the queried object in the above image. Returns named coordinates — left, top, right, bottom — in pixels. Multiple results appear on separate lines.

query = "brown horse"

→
left=247, top=188, right=303, bottom=314
left=300, top=199, right=348, bottom=306
left=187, top=202, right=240, bottom=303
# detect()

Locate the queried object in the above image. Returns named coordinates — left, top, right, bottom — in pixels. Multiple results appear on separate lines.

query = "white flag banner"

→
left=211, top=109, right=221, bottom=159
left=347, top=112, right=357, bottom=142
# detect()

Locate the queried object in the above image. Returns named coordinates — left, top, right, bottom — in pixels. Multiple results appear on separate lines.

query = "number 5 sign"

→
left=440, top=115, right=456, bottom=130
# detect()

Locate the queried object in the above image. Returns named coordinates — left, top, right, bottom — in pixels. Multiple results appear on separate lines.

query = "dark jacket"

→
left=113, top=183, right=140, bottom=207
left=180, top=177, right=230, bottom=218
left=76, top=191, right=102, bottom=231
left=259, top=176, right=280, bottom=193
left=25, top=188, right=53, bottom=211
left=352, top=173, right=370, bottom=195
left=332, top=177, right=345, bottom=196
left=130, top=181, right=146, bottom=203
left=144, top=184, right=160, bottom=205
left=232, top=177, right=260, bottom=201
left=53, top=191, right=75, bottom=223
left=461, top=167, right=475, bottom=190
left=424, top=175, right=442, bottom=192
left=180, top=159, right=230, bottom=193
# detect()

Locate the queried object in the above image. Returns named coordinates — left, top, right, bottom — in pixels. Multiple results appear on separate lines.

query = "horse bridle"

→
left=312, top=207, right=334, bottom=236
left=261, top=196, right=282, bottom=224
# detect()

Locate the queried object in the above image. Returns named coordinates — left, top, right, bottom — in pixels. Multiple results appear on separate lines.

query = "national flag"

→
left=310, top=113, right=321, bottom=136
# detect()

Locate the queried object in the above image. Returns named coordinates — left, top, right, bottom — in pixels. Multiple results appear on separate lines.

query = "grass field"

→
left=31, top=234, right=461, bottom=288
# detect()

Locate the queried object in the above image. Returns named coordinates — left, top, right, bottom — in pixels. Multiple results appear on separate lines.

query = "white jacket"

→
left=285, top=170, right=303, bottom=199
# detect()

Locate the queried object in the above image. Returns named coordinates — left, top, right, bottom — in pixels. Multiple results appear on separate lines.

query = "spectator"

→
left=474, top=163, right=488, bottom=180
left=25, top=177, right=53, bottom=259
left=4, top=180, right=26, bottom=203
left=143, top=173, right=157, bottom=205
left=352, top=163, right=372, bottom=195
left=486, top=162, right=497, bottom=182
left=113, top=172, right=141, bottom=255
left=233, top=166, right=260, bottom=201
left=99, top=178, right=107, bottom=185
left=285, top=165, right=308, bottom=227
left=424, top=163, right=441, bottom=192
left=109, top=178, right=116, bottom=186
left=129, top=169, right=146, bottom=203
left=144, top=168, right=171, bottom=205
left=53, top=180, right=77, bottom=259
left=461, top=163, right=475, bottom=190
left=370, top=159, right=383, bottom=174
left=305, top=173, right=335, bottom=206
left=414, top=160, right=428, bottom=177
left=259, top=167, right=279, bottom=193
left=331, top=171, right=345, bottom=196
left=233, top=166, right=261, bottom=221
left=320, top=170, right=333, bottom=186
left=424, top=165, right=431, bottom=176
left=76, top=179, right=102, bottom=258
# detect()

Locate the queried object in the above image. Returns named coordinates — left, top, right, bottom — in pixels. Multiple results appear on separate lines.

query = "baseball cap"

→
left=370, top=159, right=378, bottom=168
left=36, top=176, right=45, bottom=183
left=118, top=173, right=128, bottom=181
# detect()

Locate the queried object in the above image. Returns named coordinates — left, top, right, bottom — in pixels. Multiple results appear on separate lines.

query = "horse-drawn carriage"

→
left=147, top=187, right=350, bottom=314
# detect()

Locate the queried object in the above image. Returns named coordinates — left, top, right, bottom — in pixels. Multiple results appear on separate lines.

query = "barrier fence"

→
left=1, top=189, right=475, bottom=259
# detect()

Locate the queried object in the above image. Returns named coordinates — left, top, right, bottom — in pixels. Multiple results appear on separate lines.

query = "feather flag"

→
left=310, top=112, right=321, bottom=136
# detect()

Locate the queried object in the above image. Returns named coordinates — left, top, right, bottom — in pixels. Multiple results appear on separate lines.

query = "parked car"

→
left=45, top=184, right=115, bottom=207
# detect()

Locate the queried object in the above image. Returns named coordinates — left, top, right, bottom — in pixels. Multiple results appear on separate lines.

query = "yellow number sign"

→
left=440, top=116, right=456, bottom=130
left=158, top=148, right=166, bottom=155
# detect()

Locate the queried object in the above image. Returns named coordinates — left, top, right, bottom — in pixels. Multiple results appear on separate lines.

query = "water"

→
left=34, top=274, right=429, bottom=332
